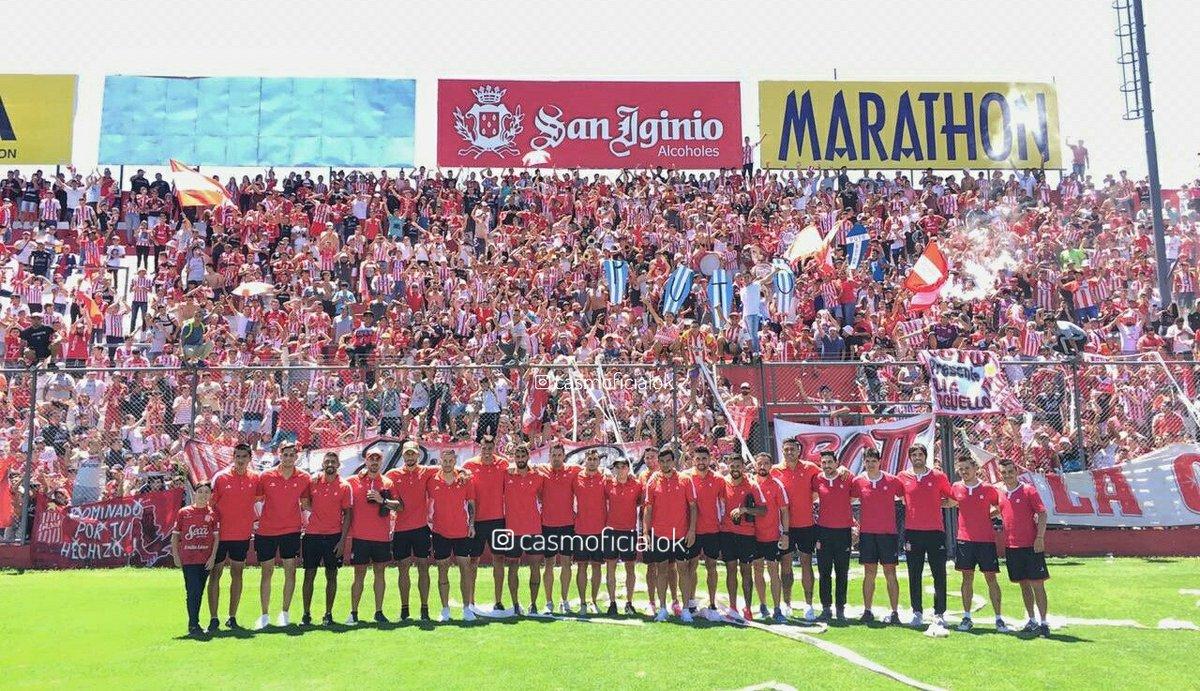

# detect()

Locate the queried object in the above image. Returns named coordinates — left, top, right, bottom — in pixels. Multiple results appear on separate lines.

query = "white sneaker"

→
left=654, top=607, right=668, bottom=622
left=934, top=615, right=948, bottom=628
left=995, top=619, right=1012, bottom=633
left=440, top=607, right=451, bottom=622
left=559, top=602, right=571, bottom=615
left=344, top=614, right=358, bottom=626
left=911, top=612, right=924, bottom=628
left=727, top=608, right=746, bottom=623
left=681, top=609, right=694, bottom=623
left=804, top=606, right=817, bottom=622
left=276, top=611, right=290, bottom=627
left=780, top=603, right=793, bottom=617
left=702, top=608, right=722, bottom=622
left=253, top=614, right=270, bottom=631
left=464, top=608, right=477, bottom=622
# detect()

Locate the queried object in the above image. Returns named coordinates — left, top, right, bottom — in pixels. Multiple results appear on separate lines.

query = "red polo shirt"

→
left=605, top=477, right=642, bottom=531
left=211, top=468, right=259, bottom=541
left=347, top=472, right=394, bottom=542
left=772, top=461, right=820, bottom=528
left=720, top=477, right=758, bottom=536
left=573, top=470, right=608, bottom=536
left=463, top=456, right=508, bottom=522
left=951, top=481, right=1001, bottom=542
left=503, top=470, right=544, bottom=536
left=385, top=466, right=435, bottom=532
left=645, top=472, right=696, bottom=539
left=428, top=471, right=476, bottom=539
left=852, top=472, right=904, bottom=534
left=686, top=470, right=726, bottom=535
left=812, top=472, right=854, bottom=529
left=255, top=467, right=312, bottom=536
left=998, top=483, right=1045, bottom=549
left=305, top=474, right=351, bottom=535
left=752, top=476, right=789, bottom=542
left=898, top=468, right=954, bottom=532
left=541, top=465, right=581, bottom=528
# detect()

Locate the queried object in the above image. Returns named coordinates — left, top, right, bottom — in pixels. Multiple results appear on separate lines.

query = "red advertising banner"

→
left=32, top=489, right=183, bottom=568
left=438, top=79, right=742, bottom=169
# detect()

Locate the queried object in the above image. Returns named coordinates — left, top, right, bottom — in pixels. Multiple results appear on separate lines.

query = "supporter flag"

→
left=169, top=159, right=232, bottom=207
left=707, top=268, right=734, bottom=327
left=903, top=240, right=948, bottom=313
left=602, top=258, right=629, bottom=305
left=727, top=402, right=759, bottom=441
left=772, top=258, right=796, bottom=315
left=182, top=438, right=231, bottom=484
left=73, top=290, right=102, bottom=326
left=895, top=316, right=929, bottom=349
left=844, top=222, right=869, bottom=269
left=785, top=224, right=828, bottom=262
left=661, top=266, right=695, bottom=315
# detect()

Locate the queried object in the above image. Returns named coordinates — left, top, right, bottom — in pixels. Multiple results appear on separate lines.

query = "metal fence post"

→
left=939, top=415, right=958, bottom=556
left=17, top=368, right=40, bottom=546
left=756, top=359, right=772, bottom=458
left=188, top=369, right=199, bottom=438
left=1069, top=357, right=1087, bottom=469
left=671, top=363, right=680, bottom=448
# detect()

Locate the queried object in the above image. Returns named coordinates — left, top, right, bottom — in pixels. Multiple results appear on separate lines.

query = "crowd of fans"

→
left=3, top=153, right=1200, bottom=538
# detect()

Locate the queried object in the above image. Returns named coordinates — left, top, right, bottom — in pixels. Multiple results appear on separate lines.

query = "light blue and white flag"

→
left=845, top=223, right=870, bottom=269
left=707, top=268, right=735, bottom=328
left=601, top=258, right=629, bottom=305
left=660, top=266, right=696, bottom=315
left=772, top=258, right=796, bottom=315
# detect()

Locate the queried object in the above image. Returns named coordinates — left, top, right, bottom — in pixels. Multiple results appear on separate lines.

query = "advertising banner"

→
left=100, top=76, right=415, bottom=166
left=438, top=79, right=742, bottom=168
left=773, top=414, right=937, bottom=475
left=759, top=81, right=1061, bottom=169
left=0, top=74, right=76, bottom=164
left=31, top=489, right=183, bottom=568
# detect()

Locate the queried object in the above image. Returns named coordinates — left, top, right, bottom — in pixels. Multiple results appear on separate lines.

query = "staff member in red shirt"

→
left=429, top=448, right=477, bottom=621
left=207, top=443, right=258, bottom=632
left=719, top=453, right=759, bottom=623
left=949, top=452, right=1008, bottom=633
left=751, top=453, right=789, bottom=624
left=463, top=435, right=509, bottom=615
left=603, top=454, right=642, bottom=616
left=172, top=482, right=219, bottom=637
left=385, top=441, right=435, bottom=621
left=346, top=451, right=399, bottom=625
left=501, top=444, right=545, bottom=616
left=252, top=442, right=312, bottom=630
left=301, top=452, right=351, bottom=627
left=898, top=444, right=954, bottom=628
left=997, top=460, right=1051, bottom=638
left=682, top=446, right=725, bottom=621
left=852, top=448, right=904, bottom=624
left=644, top=446, right=697, bottom=622
left=772, top=438, right=820, bottom=621
left=573, top=449, right=608, bottom=614
left=539, top=443, right=578, bottom=615
left=812, top=450, right=852, bottom=621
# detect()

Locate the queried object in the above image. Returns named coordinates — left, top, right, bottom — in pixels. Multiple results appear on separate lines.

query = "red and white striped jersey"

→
left=1175, top=269, right=1196, bottom=293
left=1020, top=329, right=1044, bottom=358
left=243, top=380, right=271, bottom=415
left=104, top=311, right=127, bottom=338
left=1072, top=280, right=1097, bottom=309
left=40, top=197, right=60, bottom=221
left=939, top=193, right=959, bottom=216
left=130, top=276, right=153, bottom=303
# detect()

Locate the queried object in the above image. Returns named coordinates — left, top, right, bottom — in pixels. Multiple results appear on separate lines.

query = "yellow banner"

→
left=759, top=81, right=1061, bottom=170
left=0, top=75, right=77, bottom=164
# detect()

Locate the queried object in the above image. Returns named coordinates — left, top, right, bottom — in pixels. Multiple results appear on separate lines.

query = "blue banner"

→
left=99, top=76, right=415, bottom=166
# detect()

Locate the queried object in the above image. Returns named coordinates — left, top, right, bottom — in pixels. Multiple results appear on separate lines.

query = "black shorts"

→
left=392, top=526, right=432, bottom=560
left=468, top=518, right=506, bottom=558
left=499, top=532, right=538, bottom=559
left=788, top=526, right=818, bottom=555
left=431, top=532, right=471, bottom=561
left=602, top=528, right=637, bottom=561
left=255, top=532, right=301, bottom=562
left=302, top=533, right=343, bottom=569
left=686, top=532, right=722, bottom=560
left=955, top=540, right=1000, bottom=573
left=643, top=531, right=688, bottom=563
left=573, top=533, right=605, bottom=562
left=541, top=524, right=575, bottom=558
left=858, top=532, right=900, bottom=565
left=1005, top=547, right=1050, bottom=583
left=215, top=539, right=250, bottom=564
left=756, top=539, right=784, bottom=562
left=719, top=532, right=757, bottom=563
left=350, top=538, right=392, bottom=565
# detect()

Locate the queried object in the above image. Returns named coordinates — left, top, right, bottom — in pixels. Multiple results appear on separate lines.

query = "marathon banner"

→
left=100, top=76, right=416, bottom=166
left=31, top=489, right=183, bottom=568
left=438, top=79, right=742, bottom=168
left=1025, top=444, right=1200, bottom=528
left=759, top=81, right=1061, bottom=169
left=0, top=74, right=77, bottom=164
left=773, top=414, right=936, bottom=475
left=919, top=349, right=1021, bottom=416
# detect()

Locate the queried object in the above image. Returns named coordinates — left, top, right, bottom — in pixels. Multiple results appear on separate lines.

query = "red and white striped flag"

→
left=170, top=160, right=233, bottom=207
left=182, top=437, right=231, bottom=484
left=904, top=240, right=948, bottom=313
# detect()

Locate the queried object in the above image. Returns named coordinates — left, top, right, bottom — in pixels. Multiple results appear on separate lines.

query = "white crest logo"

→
left=453, top=85, right=524, bottom=159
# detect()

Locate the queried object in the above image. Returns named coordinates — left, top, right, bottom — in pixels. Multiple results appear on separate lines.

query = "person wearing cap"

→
left=345, top=450, right=399, bottom=625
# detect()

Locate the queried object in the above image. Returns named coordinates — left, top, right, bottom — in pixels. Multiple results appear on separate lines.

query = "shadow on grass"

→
left=1141, top=558, right=1179, bottom=564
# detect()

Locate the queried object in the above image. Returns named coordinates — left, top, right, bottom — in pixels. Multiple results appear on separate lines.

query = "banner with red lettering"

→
left=31, top=489, right=183, bottom=568
left=919, top=349, right=1021, bottom=416
left=437, top=79, right=742, bottom=169
left=1025, top=444, right=1200, bottom=527
left=773, top=414, right=937, bottom=475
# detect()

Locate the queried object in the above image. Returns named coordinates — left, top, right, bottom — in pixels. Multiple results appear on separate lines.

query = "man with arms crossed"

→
left=997, top=459, right=1051, bottom=637
left=253, top=442, right=312, bottom=629
left=751, top=453, right=790, bottom=624
left=950, top=452, right=1009, bottom=632
left=898, top=444, right=954, bottom=628
left=386, top=441, right=435, bottom=621
left=772, top=438, right=820, bottom=620
left=463, top=436, right=508, bottom=614
left=719, top=453, right=759, bottom=622
left=644, top=447, right=697, bottom=622
left=429, top=448, right=477, bottom=621
left=682, top=445, right=725, bottom=621
left=207, top=443, right=258, bottom=632
left=501, top=444, right=545, bottom=615
left=852, top=448, right=904, bottom=624
left=603, top=455, right=642, bottom=615
left=346, top=451, right=398, bottom=624
left=301, top=452, right=350, bottom=626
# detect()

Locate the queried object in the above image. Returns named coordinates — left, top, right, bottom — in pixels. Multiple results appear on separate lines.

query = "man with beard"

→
left=207, top=443, right=258, bottom=632
left=386, top=441, right=436, bottom=621
left=252, top=443, right=312, bottom=630
left=463, top=435, right=509, bottom=615
left=718, top=454, right=759, bottom=622
left=682, top=446, right=724, bottom=621
left=812, top=450, right=853, bottom=621
left=540, top=443, right=579, bottom=615
left=751, top=453, right=790, bottom=624
left=772, top=438, right=820, bottom=620
left=346, top=451, right=399, bottom=625
left=898, top=444, right=955, bottom=628
left=429, top=448, right=477, bottom=621
left=852, top=448, right=904, bottom=624
left=501, top=444, right=545, bottom=615
left=603, top=455, right=641, bottom=616
left=301, top=452, right=351, bottom=626
left=644, top=447, right=697, bottom=622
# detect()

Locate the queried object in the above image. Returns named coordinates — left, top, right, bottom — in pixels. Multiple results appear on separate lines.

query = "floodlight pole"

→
left=1131, top=0, right=1172, bottom=306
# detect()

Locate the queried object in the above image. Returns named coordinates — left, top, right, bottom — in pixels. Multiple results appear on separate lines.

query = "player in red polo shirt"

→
left=346, top=451, right=399, bottom=625
left=501, top=444, right=545, bottom=616
left=644, top=446, right=697, bottom=622
left=682, top=446, right=725, bottom=621
left=573, top=448, right=608, bottom=614
left=603, top=454, right=642, bottom=616
left=751, top=453, right=790, bottom=624
left=385, top=441, right=435, bottom=621
left=429, top=448, right=477, bottom=622
left=719, top=453, right=759, bottom=622
left=897, top=444, right=954, bottom=628
left=539, top=443, right=579, bottom=615
left=852, top=448, right=904, bottom=624
left=463, top=435, right=509, bottom=615
left=172, top=482, right=219, bottom=637
left=301, top=452, right=351, bottom=627
left=772, top=438, right=820, bottom=620
left=997, top=460, right=1051, bottom=638
left=252, top=443, right=312, bottom=630
left=949, top=452, right=1009, bottom=632
left=812, top=450, right=852, bottom=621
left=207, top=443, right=258, bottom=632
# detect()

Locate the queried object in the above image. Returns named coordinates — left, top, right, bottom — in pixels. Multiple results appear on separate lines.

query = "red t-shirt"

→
left=951, top=481, right=1001, bottom=543
left=541, top=466, right=581, bottom=528
left=998, top=483, right=1045, bottom=549
left=385, top=466, right=434, bottom=532
left=211, top=468, right=259, bottom=541
left=573, top=470, right=608, bottom=535
left=772, top=462, right=819, bottom=528
left=686, top=470, right=726, bottom=535
left=852, top=472, right=903, bottom=534
left=503, top=471, right=544, bottom=536
left=255, top=468, right=311, bottom=536
left=752, top=476, right=789, bottom=542
left=812, top=472, right=854, bottom=529
left=174, top=505, right=218, bottom=565
left=605, top=477, right=642, bottom=531
left=347, top=472, right=394, bottom=542
left=306, top=475, right=351, bottom=535
left=428, top=471, right=476, bottom=539
left=645, top=472, right=696, bottom=539
left=463, top=457, right=508, bottom=521
left=898, top=469, right=954, bottom=532
left=720, top=478, right=758, bottom=536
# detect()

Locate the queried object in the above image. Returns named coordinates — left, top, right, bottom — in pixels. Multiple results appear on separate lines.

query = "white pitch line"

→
left=735, top=682, right=799, bottom=691
left=1157, top=619, right=1200, bottom=631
